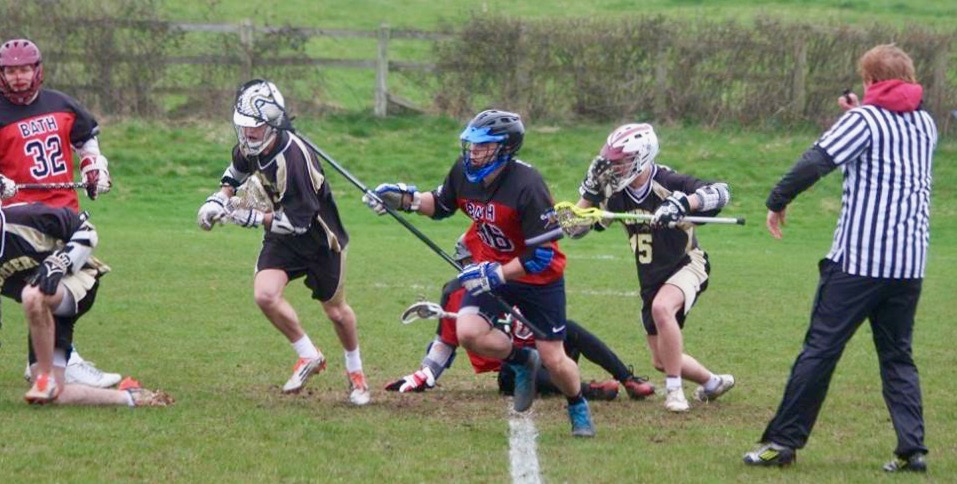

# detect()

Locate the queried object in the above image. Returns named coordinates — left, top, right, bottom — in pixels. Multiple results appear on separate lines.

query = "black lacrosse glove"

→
left=652, top=192, right=691, bottom=228
left=579, top=156, right=615, bottom=203
left=29, top=251, right=72, bottom=295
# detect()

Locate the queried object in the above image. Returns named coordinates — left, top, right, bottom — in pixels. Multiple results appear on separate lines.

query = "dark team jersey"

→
left=604, top=164, right=720, bottom=291
left=0, top=203, right=86, bottom=301
left=0, top=89, right=99, bottom=211
left=431, top=159, right=565, bottom=285
left=228, top=131, right=349, bottom=251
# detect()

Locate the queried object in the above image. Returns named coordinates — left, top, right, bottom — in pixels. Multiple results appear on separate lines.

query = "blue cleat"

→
left=568, top=399, right=596, bottom=437
left=509, top=349, right=541, bottom=412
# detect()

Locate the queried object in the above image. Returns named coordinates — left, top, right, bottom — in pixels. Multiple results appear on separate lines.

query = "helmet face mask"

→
left=459, top=110, right=524, bottom=183
left=233, top=79, right=287, bottom=157
left=599, top=123, right=659, bottom=192
left=452, top=234, right=472, bottom=265
left=0, top=39, right=44, bottom=105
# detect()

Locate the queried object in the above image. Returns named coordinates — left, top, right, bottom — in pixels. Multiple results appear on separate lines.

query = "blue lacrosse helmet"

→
left=459, top=110, right=525, bottom=183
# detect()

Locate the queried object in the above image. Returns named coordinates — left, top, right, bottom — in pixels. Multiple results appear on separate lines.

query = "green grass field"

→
left=0, top=115, right=953, bottom=482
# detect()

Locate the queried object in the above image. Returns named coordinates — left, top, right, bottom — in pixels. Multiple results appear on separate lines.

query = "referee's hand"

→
left=767, top=209, right=787, bottom=239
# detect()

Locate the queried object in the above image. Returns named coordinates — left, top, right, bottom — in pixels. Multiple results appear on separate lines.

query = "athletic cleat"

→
left=743, top=442, right=796, bottom=467
left=66, top=360, right=122, bottom=388
left=118, top=376, right=142, bottom=391
left=129, top=388, right=176, bottom=407
left=664, top=387, right=690, bottom=412
left=282, top=356, right=326, bottom=394
left=24, top=372, right=60, bottom=404
left=883, top=452, right=927, bottom=473
left=583, top=380, right=619, bottom=401
left=568, top=400, right=596, bottom=438
left=622, top=376, right=655, bottom=400
left=694, top=374, right=736, bottom=402
left=348, top=370, right=371, bottom=406
left=509, top=349, right=541, bottom=412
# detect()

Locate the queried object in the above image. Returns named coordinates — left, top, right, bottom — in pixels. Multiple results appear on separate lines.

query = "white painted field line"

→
left=508, top=407, right=542, bottom=484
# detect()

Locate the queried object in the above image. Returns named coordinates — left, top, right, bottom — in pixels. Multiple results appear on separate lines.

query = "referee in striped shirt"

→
left=744, top=44, right=937, bottom=472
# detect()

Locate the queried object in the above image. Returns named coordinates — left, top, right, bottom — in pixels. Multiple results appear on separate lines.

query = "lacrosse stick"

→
left=400, top=301, right=458, bottom=325
left=16, top=182, right=92, bottom=190
left=227, top=176, right=274, bottom=212
left=553, top=201, right=745, bottom=230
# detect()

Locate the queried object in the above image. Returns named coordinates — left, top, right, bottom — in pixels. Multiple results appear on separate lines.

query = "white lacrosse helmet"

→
left=599, top=123, right=659, bottom=192
left=452, top=234, right=472, bottom=264
left=233, top=79, right=287, bottom=157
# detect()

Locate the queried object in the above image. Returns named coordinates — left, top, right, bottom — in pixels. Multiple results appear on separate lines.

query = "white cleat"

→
left=665, top=387, right=690, bottom=413
left=348, top=370, right=371, bottom=406
left=694, top=374, right=736, bottom=402
left=66, top=360, right=123, bottom=388
left=282, top=356, right=326, bottom=394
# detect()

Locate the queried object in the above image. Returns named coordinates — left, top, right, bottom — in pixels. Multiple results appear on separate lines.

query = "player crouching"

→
left=0, top=200, right=173, bottom=407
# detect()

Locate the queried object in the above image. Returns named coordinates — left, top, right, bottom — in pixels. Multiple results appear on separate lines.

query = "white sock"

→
left=292, top=335, right=321, bottom=359
left=53, top=349, right=69, bottom=369
left=666, top=376, right=683, bottom=391
left=703, top=373, right=721, bottom=392
left=124, top=391, right=135, bottom=407
left=345, top=348, right=363, bottom=373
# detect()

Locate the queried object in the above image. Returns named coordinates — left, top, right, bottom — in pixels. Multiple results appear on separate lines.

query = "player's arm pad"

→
left=74, top=137, right=102, bottom=159
left=221, top=165, right=250, bottom=189
left=64, top=216, right=98, bottom=272
left=694, top=182, right=731, bottom=212
left=520, top=246, right=554, bottom=274
left=268, top=210, right=309, bottom=236
left=766, top=146, right=837, bottom=212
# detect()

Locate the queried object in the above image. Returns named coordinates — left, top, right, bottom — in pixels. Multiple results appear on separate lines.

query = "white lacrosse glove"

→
left=362, top=183, right=421, bottom=215
left=0, top=174, right=17, bottom=199
left=197, top=191, right=229, bottom=231
left=79, top=155, right=112, bottom=200
left=384, top=367, right=436, bottom=393
left=652, top=191, right=691, bottom=228
left=579, top=156, right=616, bottom=203
left=225, top=206, right=265, bottom=229
left=458, top=261, right=505, bottom=296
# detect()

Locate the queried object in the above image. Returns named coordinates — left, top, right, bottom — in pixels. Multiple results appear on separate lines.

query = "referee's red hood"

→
left=863, top=80, right=923, bottom=112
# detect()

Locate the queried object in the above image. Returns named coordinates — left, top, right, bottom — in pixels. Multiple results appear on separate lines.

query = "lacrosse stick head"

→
left=233, top=79, right=289, bottom=157
left=230, top=175, right=274, bottom=212
left=600, top=123, right=658, bottom=192
left=553, top=202, right=602, bottom=236
left=0, top=38, right=43, bottom=105
left=401, top=301, right=450, bottom=324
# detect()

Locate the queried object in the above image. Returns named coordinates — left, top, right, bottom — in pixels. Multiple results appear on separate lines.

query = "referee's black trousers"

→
left=762, top=259, right=926, bottom=458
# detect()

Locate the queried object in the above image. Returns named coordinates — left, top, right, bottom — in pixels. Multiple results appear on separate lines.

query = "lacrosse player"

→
left=388, top=236, right=656, bottom=401
left=568, top=123, right=735, bottom=413
left=364, top=109, right=596, bottom=437
left=2, top=203, right=171, bottom=407
left=745, top=44, right=935, bottom=472
left=0, top=38, right=119, bottom=388
left=197, top=79, right=370, bottom=406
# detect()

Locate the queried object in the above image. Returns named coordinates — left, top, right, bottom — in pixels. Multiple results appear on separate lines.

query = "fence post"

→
left=239, top=19, right=255, bottom=80
left=791, top=36, right=807, bottom=118
left=375, top=23, right=390, bottom=117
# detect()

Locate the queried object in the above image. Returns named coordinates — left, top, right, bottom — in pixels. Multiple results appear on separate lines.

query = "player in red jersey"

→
left=364, top=110, right=596, bottom=437
left=0, top=38, right=118, bottom=388
left=386, top=236, right=655, bottom=401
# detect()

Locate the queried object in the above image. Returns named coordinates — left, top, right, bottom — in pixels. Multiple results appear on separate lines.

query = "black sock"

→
left=566, top=391, right=584, bottom=406
left=505, top=347, right=529, bottom=365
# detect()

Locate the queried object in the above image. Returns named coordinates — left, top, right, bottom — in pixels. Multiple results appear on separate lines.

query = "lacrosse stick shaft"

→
left=17, top=182, right=90, bottom=190
left=293, top=129, right=549, bottom=340
left=606, top=212, right=745, bottom=225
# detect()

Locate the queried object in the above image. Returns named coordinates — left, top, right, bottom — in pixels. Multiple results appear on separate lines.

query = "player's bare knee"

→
left=253, top=288, right=282, bottom=310
left=21, top=286, right=50, bottom=316
left=322, top=302, right=352, bottom=326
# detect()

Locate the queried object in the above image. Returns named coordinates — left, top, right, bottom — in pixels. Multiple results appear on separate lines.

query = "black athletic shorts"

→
left=256, top=231, right=346, bottom=303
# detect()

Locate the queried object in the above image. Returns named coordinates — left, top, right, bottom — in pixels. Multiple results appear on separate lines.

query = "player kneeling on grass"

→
left=197, top=79, right=370, bottom=406
left=0, top=203, right=171, bottom=407
left=389, top=236, right=655, bottom=401
left=565, top=123, right=735, bottom=413
left=364, top=110, right=595, bottom=437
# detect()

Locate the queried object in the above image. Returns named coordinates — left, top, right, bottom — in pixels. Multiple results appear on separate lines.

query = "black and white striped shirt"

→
left=816, top=105, right=936, bottom=278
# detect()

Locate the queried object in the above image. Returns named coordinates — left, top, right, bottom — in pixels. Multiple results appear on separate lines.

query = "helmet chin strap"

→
left=463, top=144, right=508, bottom=183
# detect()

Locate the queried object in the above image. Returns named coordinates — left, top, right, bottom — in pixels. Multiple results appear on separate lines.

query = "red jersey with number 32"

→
left=0, top=89, right=100, bottom=211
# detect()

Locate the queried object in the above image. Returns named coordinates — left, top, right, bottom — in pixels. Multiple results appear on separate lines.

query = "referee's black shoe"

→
left=743, top=442, right=796, bottom=467
left=883, top=452, right=927, bottom=473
